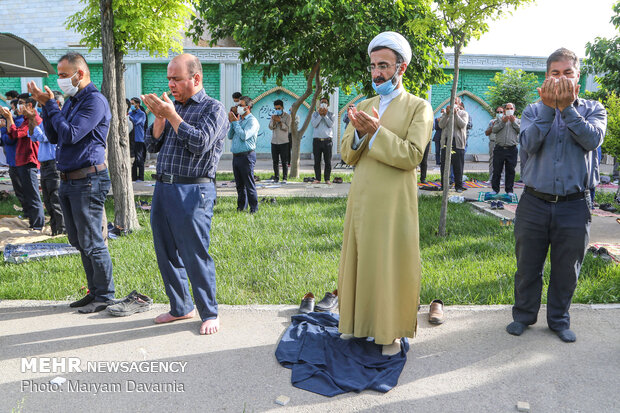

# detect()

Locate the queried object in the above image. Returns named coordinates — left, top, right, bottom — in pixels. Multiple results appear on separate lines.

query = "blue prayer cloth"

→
left=275, top=312, right=409, bottom=397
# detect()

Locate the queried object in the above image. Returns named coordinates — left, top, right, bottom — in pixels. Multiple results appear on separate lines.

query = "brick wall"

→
left=0, top=78, right=22, bottom=96
left=142, top=63, right=219, bottom=98
left=242, top=65, right=311, bottom=103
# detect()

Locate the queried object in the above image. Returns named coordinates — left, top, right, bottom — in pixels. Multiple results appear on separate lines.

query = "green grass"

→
left=142, top=170, right=354, bottom=183
left=0, top=196, right=618, bottom=305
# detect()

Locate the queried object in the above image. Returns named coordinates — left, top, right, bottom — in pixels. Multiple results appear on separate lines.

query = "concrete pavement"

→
left=1, top=300, right=618, bottom=412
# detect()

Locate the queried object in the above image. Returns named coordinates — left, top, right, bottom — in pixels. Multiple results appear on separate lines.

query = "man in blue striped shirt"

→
left=143, top=53, right=228, bottom=336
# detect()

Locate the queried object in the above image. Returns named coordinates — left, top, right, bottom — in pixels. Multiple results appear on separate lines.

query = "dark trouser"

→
left=512, top=191, right=590, bottom=331
left=132, top=141, right=146, bottom=181
left=16, top=163, right=45, bottom=229
left=271, top=142, right=289, bottom=181
left=434, top=140, right=441, bottom=165
left=9, top=165, right=25, bottom=206
left=440, top=147, right=465, bottom=190
left=40, top=160, right=64, bottom=235
left=232, top=151, right=258, bottom=212
left=313, top=139, right=332, bottom=182
left=419, top=142, right=431, bottom=182
left=492, top=145, right=518, bottom=193
left=151, top=181, right=218, bottom=321
left=59, top=170, right=114, bottom=302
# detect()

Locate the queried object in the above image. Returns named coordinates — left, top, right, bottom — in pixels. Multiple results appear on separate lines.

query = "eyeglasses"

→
left=366, top=63, right=398, bottom=72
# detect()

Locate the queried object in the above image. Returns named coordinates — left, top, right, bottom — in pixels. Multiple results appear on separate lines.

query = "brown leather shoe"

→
left=429, top=299, right=445, bottom=324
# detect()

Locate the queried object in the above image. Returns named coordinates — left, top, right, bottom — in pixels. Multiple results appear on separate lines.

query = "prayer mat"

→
left=4, top=242, right=79, bottom=264
left=276, top=312, right=409, bottom=397
left=0, top=217, right=53, bottom=249
left=478, top=192, right=519, bottom=204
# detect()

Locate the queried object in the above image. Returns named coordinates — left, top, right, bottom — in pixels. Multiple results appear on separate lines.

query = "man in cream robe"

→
left=338, top=32, right=433, bottom=354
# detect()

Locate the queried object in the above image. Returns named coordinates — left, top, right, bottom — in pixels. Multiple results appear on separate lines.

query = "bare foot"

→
left=200, top=316, right=220, bottom=335
left=340, top=333, right=353, bottom=340
left=381, top=338, right=401, bottom=356
left=312, top=180, right=321, bottom=184
left=325, top=180, right=331, bottom=185
left=154, top=309, right=196, bottom=324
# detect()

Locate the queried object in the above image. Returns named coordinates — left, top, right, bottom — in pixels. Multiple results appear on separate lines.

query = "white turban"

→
left=367, top=31, right=412, bottom=65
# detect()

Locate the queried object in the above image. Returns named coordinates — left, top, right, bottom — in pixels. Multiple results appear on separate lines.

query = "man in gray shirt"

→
left=485, top=105, right=504, bottom=180
left=311, top=97, right=335, bottom=183
left=268, top=99, right=291, bottom=182
left=491, top=102, right=520, bottom=195
left=439, top=97, right=469, bottom=192
left=506, top=48, right=606, bottom=343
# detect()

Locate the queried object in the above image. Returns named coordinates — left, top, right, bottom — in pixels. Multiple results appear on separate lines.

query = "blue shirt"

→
left=0, top=115, right=23, bottom=167
left=227, top=113, right=259, bottom=154
left=311, top=110, right=335, bottom=139
left=145, top=89, right=228, bottom=179
left=41, top=82, right=111, bottom=172
left=520, top=99, right=606, bottom=196
left=129, top=109, right=147, bottom=143
left=29, top=125, right=56, bottom=162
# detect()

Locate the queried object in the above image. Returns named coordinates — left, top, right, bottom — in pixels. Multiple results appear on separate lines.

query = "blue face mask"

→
left=372, top=70, right=399, bottom=96
left=275, top=109, right=283, bottom=116
left=130, top=106, right=136, bottom=112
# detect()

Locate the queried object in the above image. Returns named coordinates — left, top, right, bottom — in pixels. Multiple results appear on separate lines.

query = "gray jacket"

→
left=492, top=116, right=520, bottom=147
left=439, top=109, right=469, bottom=149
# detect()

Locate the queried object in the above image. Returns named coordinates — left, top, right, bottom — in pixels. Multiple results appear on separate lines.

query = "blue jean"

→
left=512, top=191, right=590, bottom=331
left=151, top=181, right=218, bottom=321
left=17, top=164, right=45, bottom=229
left=58, top=170, right=114, bottom=302
left=232, top=151, right=258, bottom=212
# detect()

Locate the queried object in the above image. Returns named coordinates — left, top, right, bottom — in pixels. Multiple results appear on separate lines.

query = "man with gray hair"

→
left=142, top=53, right=228, bottom=335
left=507, top=48, right=606, bottom=343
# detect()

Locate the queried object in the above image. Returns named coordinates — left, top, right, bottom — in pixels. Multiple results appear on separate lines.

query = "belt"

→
left=60, top=164, right=106, bottom=181
left=497, top=145, right=517, bottom=149
left=153, top=173, right=214, bottom=184
left=314, top=138, right=332, bottom=142
left=41, top=160, right=56, bottom=166
left=233, top=150, right=254, bottom=157
left=525, top=186, right=585, bottom=203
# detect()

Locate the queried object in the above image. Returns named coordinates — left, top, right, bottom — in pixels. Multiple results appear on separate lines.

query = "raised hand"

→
left=538, top=78, right=557, bottom=109
left=27, top=82, right=54, bottom=105
left=556, top=77, right=578, bottom=112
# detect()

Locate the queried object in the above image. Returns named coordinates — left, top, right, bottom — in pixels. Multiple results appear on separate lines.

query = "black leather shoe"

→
left=299, top=292, right=315, bottom=314
left=315, top=290, right=338, bottom=312
left=69, top=294, right=95, bottom=308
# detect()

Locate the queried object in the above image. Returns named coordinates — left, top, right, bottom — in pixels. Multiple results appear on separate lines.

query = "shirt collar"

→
left=380, top=85, right=405, bottom=103
left=176, top=89, right=206, bottom=107
left=71, top=82, right=96, bottom=102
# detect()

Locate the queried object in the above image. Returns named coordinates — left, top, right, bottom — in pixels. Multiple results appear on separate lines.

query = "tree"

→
left=66, top=0, right=193, bottom=230
left=432, top=0, right=534, bottom=237
left=584, top=1, right=620, bottom=97
left=486, top=68, right=539, bottom=115
left=189, top=0, right=449, bottom=178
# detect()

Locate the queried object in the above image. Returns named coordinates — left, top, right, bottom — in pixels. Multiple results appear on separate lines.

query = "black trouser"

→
left=232, top=151, right=258, bottom=213
left=419, top=142, right=431, bottom=182
left=492, top=145, right=518, bottom=193
left=312, top=139, right=332, bottom=182
left=40, top=160, right=64, bottom=235
left=132, top=141, right=146, bottom=181
left=434, top=139, right=441, bottom=165
left=440, top=147, right=465, bottom=190
left=271, top=142, right=289, bottom=181
left=16, top=163, right=45, bottom=229
left=287, top=133, right=292, bottom=165
left=9, top=165, right=25, bottom=206
left=513, top=191, right=590, bottom=331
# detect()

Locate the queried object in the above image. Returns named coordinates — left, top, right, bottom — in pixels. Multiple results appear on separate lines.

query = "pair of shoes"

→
left=107, top=290, right=153, bottom=316
left=299, top=292, right=315, bottom=313
left=428, top=299, right=445, bottom=324
left=70, top=294, right=94, bottom=308
left=78, top=300, right=114, bottom=313
left=333, top=177, right=343, bottom=184
left=261, top=197, right=277, bottom=204
left=303, top=177, right=315, bottom=183
left=599, top=203, right=618, bottom=212
left=589, top=246, right=612, bottom=262
left=315, top=290, right=338, bottom=312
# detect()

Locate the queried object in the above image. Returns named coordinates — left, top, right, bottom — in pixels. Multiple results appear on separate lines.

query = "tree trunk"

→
left=112, top=48, right=139, bottom=230
left=438, top=40, right=462, bottom=237
left=289, top=61, right=321, bottom=178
